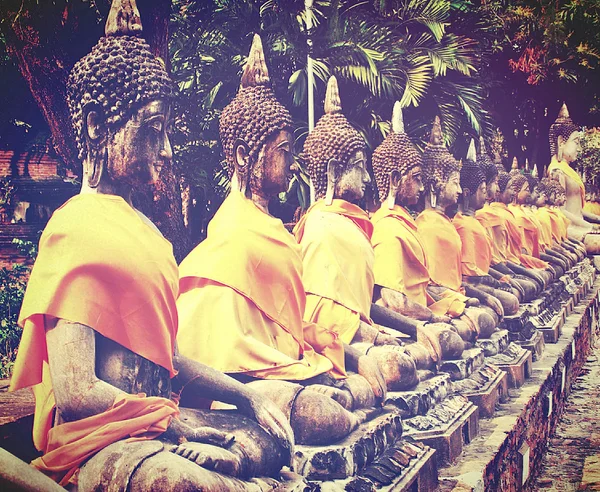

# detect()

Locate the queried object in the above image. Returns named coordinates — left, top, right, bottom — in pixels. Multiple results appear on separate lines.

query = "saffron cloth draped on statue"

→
left=9, top=194, right=180, bottom=484
left=475, top=203, right=510, bottom=265
left=547, top=156, right=585, bottom=208
left=178, top=190, right=333, bottom=381
left=452, top=212, right=492, bottom=276
left=371, top=205, right=466, bottom=317
left=293, top=199, right=374, bottom=378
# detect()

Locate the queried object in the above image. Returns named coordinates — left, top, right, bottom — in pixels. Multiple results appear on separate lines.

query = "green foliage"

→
left=169, top=0, right=492, bottom=220
left=580, top=127, right=600, bottom=189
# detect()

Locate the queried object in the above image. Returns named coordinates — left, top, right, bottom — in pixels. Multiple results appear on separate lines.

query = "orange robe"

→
left=546, top=207, right=569, bottom=242
left=535, top=207, right=556, bottom=247
left=371, top=205, right=466, bottom=317
left=584, top=201, right=600, bottom=216
left=452, top=212, right=492, bottom=276
left=475, top=203, right=510, bottom=265
left=178, top=190, right=333, bottom=381
left=487, top=202, right=548, bottom=269
left=509, top=204, right=542, bottom=257
left=9, top=194, right=179, bottom=484
left=416, top=208, right=464, bottom=291
left=293, top=199, right=374, bottom=377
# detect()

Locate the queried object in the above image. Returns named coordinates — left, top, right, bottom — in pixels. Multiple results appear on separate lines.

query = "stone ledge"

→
left=436, top=280, right=599, bottom=492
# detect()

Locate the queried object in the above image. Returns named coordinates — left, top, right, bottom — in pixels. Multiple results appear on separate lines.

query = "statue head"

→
left=524, top=162, right=539, bottom=205
left=506, top=158, right=529, bottom=204
left=479, top=137, right=499, bottom=202
left=550, top=179, right=567, bottom=206
left=537, top=178, right=551, bottom=207
left=497, top=170, right=515, bottom=204
left=219, top=35, right=294, bottom=199
left=459, top=139, right=486, bottom=212
left=549, top=103, right=581, bottom=163
left=302, top=76, right=369, bottom=204
left=67, top=0, right=174, bottom=192
left=371, top=102, right=423, bottom=208
left=422, top=116, right=461, bottom=210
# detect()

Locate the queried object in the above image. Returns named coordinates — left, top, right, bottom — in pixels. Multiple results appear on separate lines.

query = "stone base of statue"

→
left=402, top=395, right=479, bottom=467
left=502, top=308, right=546, bottom=361
left=529, top=306, right=564, bottom=343
left=385, top=374, right=452, bottom=417
left=334, top=441, right=438, bottom=491
left=293, top=410, right=438, bottom=490
left=451, top=363, right=509, bottom=418
left=385, top=375, right=480, bottom=466
left=439, top=347, right=484, bottom=381
left=485, top=342, right=532, bottom=388
left=475, top=329, right=509, bottom=357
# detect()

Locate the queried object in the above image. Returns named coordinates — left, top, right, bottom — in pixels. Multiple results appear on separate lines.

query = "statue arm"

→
left=582, top=210, right=600, bottom=224
left=46, top=318, right=127, bottom=420
left=374, top=285, right=445, bottom=322
left=46, top=319, right=235, bottom=446
left=172, top=350, right=294, bottom=454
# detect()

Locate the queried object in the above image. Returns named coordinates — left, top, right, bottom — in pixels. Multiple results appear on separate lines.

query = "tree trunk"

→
left=1, top=0, right=190, bottom=261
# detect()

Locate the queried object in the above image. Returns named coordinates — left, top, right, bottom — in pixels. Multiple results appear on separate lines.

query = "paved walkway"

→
left=534, top=343, right=600, bottom=491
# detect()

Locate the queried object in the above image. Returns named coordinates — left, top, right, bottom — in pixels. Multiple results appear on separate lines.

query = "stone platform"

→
left=486, top=342, right=533, bottom=389
left=436, top=279, right=599, bottom=491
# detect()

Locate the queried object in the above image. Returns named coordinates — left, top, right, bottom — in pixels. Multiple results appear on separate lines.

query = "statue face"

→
left=399, top=166, right=424, bottom=205
left=103, top=99, right=172, bottom=187
left=486, top=176, right=499, bottom=202
left=336, top=149, right=370, bottom=202
left=536, top=192, right=547, bottom=207
left=471, top=181, right=487, bottom=210
left=559, top=131, right=581, bottom=163
left=516, top=181, right=530, bottom=204
left=439, top=171, right=461, bottom=208
left=254, top=129, right=295, bottom=197
left=501, top=178, right=517, bottom=203
left=528, top=186, right=539, bottom=205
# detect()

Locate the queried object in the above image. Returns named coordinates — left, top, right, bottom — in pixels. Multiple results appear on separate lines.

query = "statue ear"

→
left=233, top=138, right=251, bottom=194
left=84, top=104, right=107, bottom=145
left=83, top=104, right=106, bottom=188
left=387, top=170, right=401, bottom=210
left=325, top=158, right=341, bottom=206
left=557, top=134, right=565, bottom=161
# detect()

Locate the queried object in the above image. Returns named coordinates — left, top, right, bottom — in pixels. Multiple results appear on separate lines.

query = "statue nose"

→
left=160, top=136, right=173, bottom=161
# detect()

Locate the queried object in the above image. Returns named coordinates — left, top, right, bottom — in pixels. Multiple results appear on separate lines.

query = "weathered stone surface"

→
left=437, top=280, right=600, bottom=492
left=385, top=374, right=452, bottom=418
left=475, top=330, right=509, bottom=357
left=487, top=343, right=533, bottom=389
left=439, top=348, right=484, bottom=381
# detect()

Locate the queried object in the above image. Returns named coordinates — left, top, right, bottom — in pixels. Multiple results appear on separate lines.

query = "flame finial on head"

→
left=467, top=138, right=477, bottom=162
left=391, top=101, right=405, bottom=134
left=324, top=76, right=342, bottom=114
left=556, top=102, right=571, bottom=122
left=105, top=0, right=143, bottom=37
left=240, top=34, right=271, bottom=89
left=479, top=136, right=487, bottom=154
left=511, top=156, right=518, bottom=170
left=430, top=116, right=443, bottom=145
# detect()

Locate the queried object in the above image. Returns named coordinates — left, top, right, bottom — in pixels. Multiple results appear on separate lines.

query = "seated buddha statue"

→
left=370, top=104, right=486, bottom=348
left=476, top=163, right=550, bottom=299
left=415, top=117, right=499, bottom=338
left=294, top=87, right=464, bottom=390
left=7, top=3, right=294, bottom=489
left=177, top=36, right=380, bottom=447
left=547, top=103, right=600, bottom=253
left=453, top=139, right=520, bottom=316
left=521, top=169, right=578, bottom=272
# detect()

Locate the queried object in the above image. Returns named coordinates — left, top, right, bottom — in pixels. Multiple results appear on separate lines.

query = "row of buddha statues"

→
left=5, top=0, right=596, bottom=489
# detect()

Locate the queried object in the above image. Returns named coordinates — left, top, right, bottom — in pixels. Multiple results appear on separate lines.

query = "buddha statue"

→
left=296, top=92, right=464, bottom=389
left=453, top=139, right=520, bottom=316
left=177, top=36, right=378, bottom=447
left=7, top=2, right=295, bottom=489
left=547, top=103, right=600, bottom=253
left=415, top=117, right=499, bottom=338
left=370, top=104, right=482, bottom=348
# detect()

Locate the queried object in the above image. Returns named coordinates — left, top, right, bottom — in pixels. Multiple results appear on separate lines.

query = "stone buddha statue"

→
left=296, top=90, right=464, bottom=388
left=415, top=117, right=498, bottom=338
left=370, top=104, right=481, bottom=347
left=177, top=36, right=377, bottom=448
left=8, top=2, right=296, bottom=489
left=547, top=103, right=600, bottom=253
left=453, top=139, right=520, bottom=316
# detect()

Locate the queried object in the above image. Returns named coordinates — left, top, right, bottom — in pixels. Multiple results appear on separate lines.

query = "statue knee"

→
left=492, top=288, right=519, bottom=316
left=291, top=388, right=359, bottom=445
left=465, top=307, right=496, bottom=338
left=130, top=451, right=252, bottom=491
left=367, top=345, right=419, bottom=390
